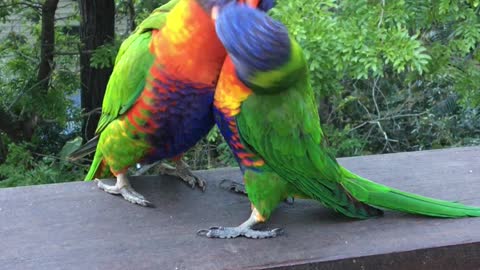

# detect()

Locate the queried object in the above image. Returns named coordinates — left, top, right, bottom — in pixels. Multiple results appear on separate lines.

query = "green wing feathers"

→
left=96, top=33, right=154, bottom=133
left=238, top=84, right=383, bottom=219
left=74, top=0, right=179, bottom=178
left=95, top=0, right=178, bottom=134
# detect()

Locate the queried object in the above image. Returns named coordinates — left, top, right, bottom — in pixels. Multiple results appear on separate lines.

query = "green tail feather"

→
left=85, top=150, right=108, bottom=181
left=332, top=184, right=384, bottom=218
left=340, top=167, right=480, bottom=218
left=68, top=136, right=99, bottom=161
left=291, top=173, right=384, bottom=219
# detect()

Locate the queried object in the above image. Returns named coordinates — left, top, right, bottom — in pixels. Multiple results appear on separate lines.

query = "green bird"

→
left=198, top=3, right=480, bottom=239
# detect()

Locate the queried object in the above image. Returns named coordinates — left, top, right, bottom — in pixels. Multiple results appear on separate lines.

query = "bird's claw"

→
left=120, top=186, right=152, bottom=207
left=158, top=162, right=207, bottom=191
left=94, top=179, right=152, bottom=207
left=219, top=179, right=247, bottom=195
left=173, top=171, right=206, bottom=191
left=197, top=226, right=283, bottom=239
left=184, top=174, right=207, bottom=191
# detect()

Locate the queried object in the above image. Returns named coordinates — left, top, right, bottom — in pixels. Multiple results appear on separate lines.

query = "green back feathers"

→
left=95, top=0, right=179, bottom=134
left=237, top=78, right=354, bottom=211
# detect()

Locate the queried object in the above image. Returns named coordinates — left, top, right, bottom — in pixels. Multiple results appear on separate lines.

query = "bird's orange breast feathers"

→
left=149, top=0, right=227, bottom=85
left=214, top=57, right=253, bottom=117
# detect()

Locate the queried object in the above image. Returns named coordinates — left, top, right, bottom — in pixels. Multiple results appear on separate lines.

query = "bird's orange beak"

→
left=244, top=0, right=260, bottom=7
left=211, top=5, right=220, bottom=21
left=211, top=0, right=260, bottom=21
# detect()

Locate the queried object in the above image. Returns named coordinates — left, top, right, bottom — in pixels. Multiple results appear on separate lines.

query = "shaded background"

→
left=0, top=0, right=479, bottom=187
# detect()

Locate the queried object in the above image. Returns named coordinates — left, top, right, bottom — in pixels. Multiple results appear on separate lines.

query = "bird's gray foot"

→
left=219, top=179, right=247, bottom=195
left=158, top=160, right=206, bottom=191
left=95, top=179, right=121, bottom=195
left=118, top=186, right=151, bottom=206
left=197, top=207, right=283, bottom=239
left=197, top=226, right=283, bottom=239
left=94, top=174, right=152, bottom=207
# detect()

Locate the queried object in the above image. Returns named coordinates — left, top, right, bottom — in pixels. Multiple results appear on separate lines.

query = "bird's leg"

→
left=197, top=206, right=283, bottom=239
left=219, top=179, right=295, bottom=205
left=157, top=159, right=206, bottom=191
left=95, top=173, right=152, bottom=207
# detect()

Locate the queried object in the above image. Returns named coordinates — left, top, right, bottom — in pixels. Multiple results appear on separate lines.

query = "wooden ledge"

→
left=1, top=147, right=480, bottom=269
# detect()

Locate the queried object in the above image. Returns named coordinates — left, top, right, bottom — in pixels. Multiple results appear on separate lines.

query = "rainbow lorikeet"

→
left=198, top=3, right=480, bottom=239
left=70, top=0, right=275, bottom=206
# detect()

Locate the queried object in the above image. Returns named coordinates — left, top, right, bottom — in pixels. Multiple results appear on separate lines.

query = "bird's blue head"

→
left=200, top=0, right=275, bottom=13
left=214, top=3, right=292, bottom=92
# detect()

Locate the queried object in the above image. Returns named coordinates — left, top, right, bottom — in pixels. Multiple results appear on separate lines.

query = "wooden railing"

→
left=1, top=147, right=480, bottom=270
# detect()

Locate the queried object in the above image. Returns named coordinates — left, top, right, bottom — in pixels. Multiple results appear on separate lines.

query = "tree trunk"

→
left=78, top=0, right=115, bottom=140
left=127, top=0, right=136, bottom=32
left=35, top=0, right=59, bottom=95
left=318, top=96, right=332, bottom=124
left=0, top=108, right=39, bottom=143
left=0, top=134, right=6, bottom=164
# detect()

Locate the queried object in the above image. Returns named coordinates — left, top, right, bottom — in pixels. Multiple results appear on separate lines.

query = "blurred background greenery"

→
left=0, top=0, right=479, bottom=187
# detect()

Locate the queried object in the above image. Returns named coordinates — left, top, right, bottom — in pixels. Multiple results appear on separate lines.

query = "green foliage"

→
left=0, top=142, right=86, bottom=188
left=58, top=136, right=83, bottom=160
left=115, top=0, right=170, bottom=34
left=269, top=0, right=480, bottom=157
left=130, top=0, right=170, bottom=25
left=207, top=127, right=237, bottom=167
left=90, top=42, right=120, bottom=69
left=0, top=0, right=84, bottom=187
left=271, top=1, right=432, bottom=91
left=0, top=1, right=81, bottom=127
left=183, top=127, right=237, bottom=170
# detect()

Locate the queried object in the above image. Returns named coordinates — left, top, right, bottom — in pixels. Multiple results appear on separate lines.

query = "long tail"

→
left=84, top=150, right=112, bottom=181
left=68, top=136, right=99, bottom=161
left=340, top=167, right=480, bottom=218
